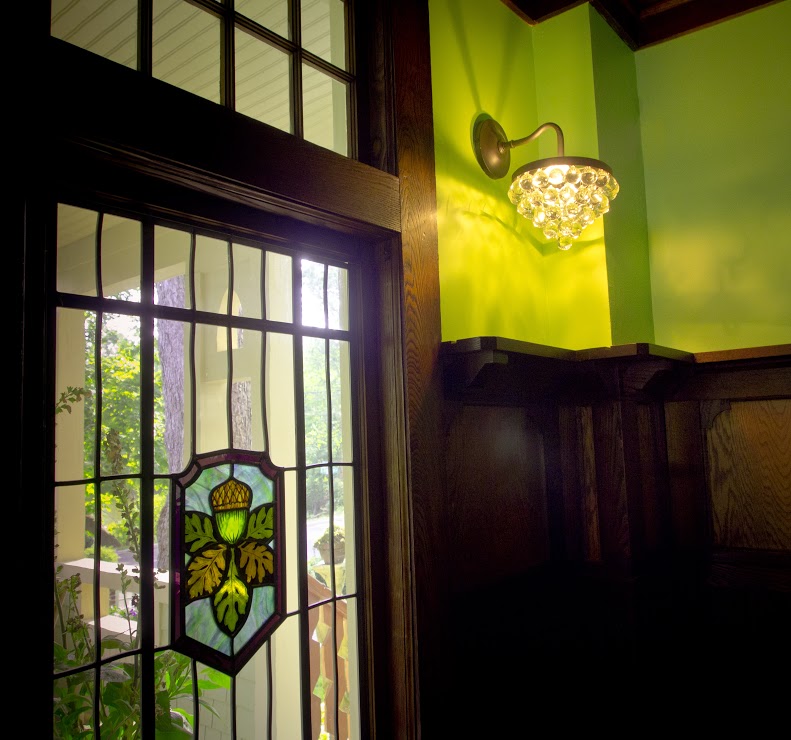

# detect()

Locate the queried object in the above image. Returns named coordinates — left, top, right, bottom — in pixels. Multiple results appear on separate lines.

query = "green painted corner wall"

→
left=590, top=5, right=654, bottom=345
left=532, top=5, right=613, bottom=349
left=428, top=0, right=614, bottom=349
left=636, top=0, right=791, bottom=352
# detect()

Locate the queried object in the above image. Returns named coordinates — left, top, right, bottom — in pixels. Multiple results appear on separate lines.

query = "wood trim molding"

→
left=389, top=0, right=449, bottom=736
left=44, top=38, right=401, bottom=238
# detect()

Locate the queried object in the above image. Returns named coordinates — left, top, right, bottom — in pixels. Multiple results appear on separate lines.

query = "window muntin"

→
left=50, top=0, right=354, bottom=156
left=53, top=202, right=361, bottom=738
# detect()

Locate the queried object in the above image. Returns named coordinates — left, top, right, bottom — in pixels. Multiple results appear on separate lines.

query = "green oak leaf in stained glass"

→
left=183, top=476, right=276, bottom=637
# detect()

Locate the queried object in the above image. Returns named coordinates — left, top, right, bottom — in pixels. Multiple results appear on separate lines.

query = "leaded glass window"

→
left=52, top=201, right=360, bottom=738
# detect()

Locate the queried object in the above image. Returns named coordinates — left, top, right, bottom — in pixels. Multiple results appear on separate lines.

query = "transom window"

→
left=52, top=200, right=361, bottom=738
left=50, top=0, right=352, bottom=156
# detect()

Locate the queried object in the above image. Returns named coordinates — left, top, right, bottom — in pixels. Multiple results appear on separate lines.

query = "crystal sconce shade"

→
left=473, top=117, right=619, bottom=250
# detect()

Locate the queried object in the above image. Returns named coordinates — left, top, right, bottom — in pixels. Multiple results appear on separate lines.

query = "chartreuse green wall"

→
left=429, top=1, right=790, bottom=353
left=531, top=5, right=616, bottom=349
left=589, top=6, right=654, bottom=345
left=427, top=0, right=549, bottom=346
left=635, top=0, right=791, bottom=352
left=428, top=0, right=652, bottom=349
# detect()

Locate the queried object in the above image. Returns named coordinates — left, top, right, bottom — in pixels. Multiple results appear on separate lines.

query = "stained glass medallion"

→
left=171, top=450, right=284, bottom=676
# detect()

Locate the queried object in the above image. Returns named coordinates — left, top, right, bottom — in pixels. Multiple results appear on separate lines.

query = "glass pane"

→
left=266, top=251, right=293, bottom=323
left=328, top=265, right=348, bottom=330
left=195, top=323, right=229, bottom=453
left=233, top=328, right=264, bottom=450
left=266, top=333, right=296, bottom=468
left=100, top=656, right=142, bottom=732
left=194, top=234, right=229, bottom=314
left=50, top=0, right=137, bottom=69
left=155, top=225, right=192, bottom=309
left=307, top=472, right=347, bottom=601
left=57, top=204, right=99, bottom=297
left=285, top=470, right=299, bottom=613
left=237, top=0, right=289, bottom=38
left=153, top=478, right=172, bottom=649
left=309, top=603, right=338, bottom=739
left=301, top=259, right=326, bottom=328
left=303, top=65, right=348, bottom=155
left=53, top=668, right=95, bottom=738
left=333, top=465, right=353, bottom=594
left=235, top=28, right=292, bottom=132
left=158, top=650, right=197, bottom=730
left=102, top=214, right=141, bottom=300
left=193, top=661, right=232, bottom=737
left=236, top=645, right=272, bottom=736
left=55, top=485, right=97, bottom=663
left=153, top=0, right=221, bottom=104
left=100, top=562, right=142, bottom=663
left=100, top=313, right=141, bottom=476
left=303, top=336, right=329, bottom=467
left=271, top=616, right=303, bottom=735
left=99, top=477, right=141, bottom=571
left=154, top=318, right=193, bottom=474
left=55, top=308, right=96, bottom=481
left=233, top=242, right=263, bottom=320
left=340, top=596, right=361, bottom=738
left=302, top=0, right=346, bottom=69
left=330, top=339, right=351, bottom=463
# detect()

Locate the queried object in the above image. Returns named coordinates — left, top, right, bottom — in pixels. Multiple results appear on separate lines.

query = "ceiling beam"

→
left=502, top=0, right=781, bottom=49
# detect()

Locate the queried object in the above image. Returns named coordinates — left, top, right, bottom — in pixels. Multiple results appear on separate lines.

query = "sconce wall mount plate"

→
left=473, top=116, right=619, bottom=250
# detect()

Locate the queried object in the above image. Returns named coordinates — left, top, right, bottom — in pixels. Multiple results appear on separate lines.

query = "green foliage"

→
left=314, top=525, right=345, bottom=550
left=303, top=341, right=345, bottom=516
left=54, top=388, right=231, bottom=738
left=84, top=545, right=120, bottom=562
left=56, top=386, right=92, bottom=416
left=82, top=306, right=169, bottom=549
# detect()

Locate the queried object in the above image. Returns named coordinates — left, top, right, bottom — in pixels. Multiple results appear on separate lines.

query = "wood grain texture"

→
left=636, top=402, right=672, bottom=554
left=664, top=401, right=709, bottom=550
left=669, top=366, right=791, bottom=401
left=592, top=402, right=633, bottom=567
left=559, top=405, right=602, bottom=563
left=705, top=399, right=791, bottom=550
left=388, top=1, right=448, bottom=736
left=445, top=406, right=550, bottom=591
left=356, top=238, right=419, bottom=739
left=579, top=406, right=602, bottom=563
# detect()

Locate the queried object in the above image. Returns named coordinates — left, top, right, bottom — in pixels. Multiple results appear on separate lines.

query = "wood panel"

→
left=705, top=399, right=791, bottom=550
left=592, top=402, right=632, bottom=566
left=559, top=404, right=601, bottom=562
left=664, top=401, right=709, bottom=551
left=445, top=405, right=550, bottom=592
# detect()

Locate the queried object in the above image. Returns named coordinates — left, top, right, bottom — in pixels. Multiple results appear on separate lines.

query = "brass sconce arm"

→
left=474, top=117, right=565, bottom=179
left=501, top=122, right=565, bottom=158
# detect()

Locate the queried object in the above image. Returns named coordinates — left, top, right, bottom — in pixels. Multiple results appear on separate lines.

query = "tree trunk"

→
left=155, top=276, right=185, bottom=570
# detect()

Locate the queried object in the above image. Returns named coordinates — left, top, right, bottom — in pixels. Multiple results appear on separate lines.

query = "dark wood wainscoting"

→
left=442, top=338, right=790, bottom=718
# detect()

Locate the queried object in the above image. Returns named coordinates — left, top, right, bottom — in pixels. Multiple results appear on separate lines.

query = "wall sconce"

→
left=473, top=117, right=619, bottom=250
